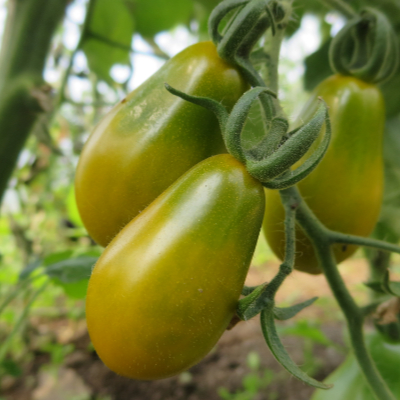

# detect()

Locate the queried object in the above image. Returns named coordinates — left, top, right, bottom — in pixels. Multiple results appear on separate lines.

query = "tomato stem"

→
left=328, top=232, right=400, bottom=256
left=282, top=184, right=397, bottom=400
left=0, top=0, right=68, bottom=205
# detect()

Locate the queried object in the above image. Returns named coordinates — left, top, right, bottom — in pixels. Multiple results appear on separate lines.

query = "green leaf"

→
left=18, top=259, right=41, bottom=281
left=44, top=250, right=74, bottom=266
left=52, top=278, right=90, bottom=299
left=260, top=308, right=332, bottom=389
left=237, top=283, right=269, bottom=321
left=128, top=0, right=193, bottom=37
left=274, top=297, right=318, bottom=321
left=383, top=271, right=400, bottom=296
left=364, top=281, right=386, bottom=294
left=241, top=99, right=269, bottom=150
left=82, top=0, right=135, bottom=83
left=241, top=285, right=258, bottom=296
left=389, top=282, right=400, bottom=296
left=304, top=39, right=332, bottom=92
left=45, top=256, right=97, bottom=283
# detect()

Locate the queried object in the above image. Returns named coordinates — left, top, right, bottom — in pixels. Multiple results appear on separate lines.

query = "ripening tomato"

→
left=263, top=75, right=384, bottom=274
left=85, top=154, right=265, bottom=380
left=75, top=41, right=248, bottom=247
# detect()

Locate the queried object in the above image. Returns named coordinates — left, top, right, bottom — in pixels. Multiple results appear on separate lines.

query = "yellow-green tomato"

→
left=263, top=75, right=384, bottom=274
left=86, top=154, right=265, bottom=380
left=75, top=41, right=248, bottom=247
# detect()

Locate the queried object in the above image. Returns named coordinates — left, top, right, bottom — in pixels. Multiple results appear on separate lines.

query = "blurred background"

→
left=1, top=0, right=400, bottom=399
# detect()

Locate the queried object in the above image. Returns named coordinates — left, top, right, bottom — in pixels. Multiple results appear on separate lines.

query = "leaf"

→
left=260, top=307, right=332, bottom=389
left=237, top=283, right=269, bottom=321
left=44, top=256, right=97, bottom=283
left=304, top=39, right=332, bottom=92
left=44, top=250, right=74, bottom=266
left=241, top=285, right=258, bottom=296
left=18, top=259, right=41, bottom=281
left=241, top=99, right=267, bottom=150
left=389, top=282, right=400, bottom=296
left=82, top=0, right=135, bottom=83
left=364, top=281, right=386, bottom=294
left=52, top=278, right=89, bottom=300
left=274, top=297, right=318, bottom=321
left=127, top=0, right=193, bottom=37
left=383, top=271, right=400, bottom=296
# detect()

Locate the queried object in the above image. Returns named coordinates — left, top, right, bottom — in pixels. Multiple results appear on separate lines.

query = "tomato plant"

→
left=263, top=75, right=385, bottom=274
left=85, top=154, right=265, bottom=380
left=75, top=41, right=248, bottom=247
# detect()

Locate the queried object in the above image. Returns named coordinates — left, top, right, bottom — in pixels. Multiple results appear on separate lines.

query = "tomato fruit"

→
left=311, top=331, right=400, bottom=400
left=85, top=154, right=265, bottom=380
left=263, top=75, right=384, bottom=274
left=75, top=41, right=248, bottom=247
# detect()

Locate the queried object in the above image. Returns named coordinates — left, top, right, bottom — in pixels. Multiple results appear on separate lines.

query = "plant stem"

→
left=261, top=1, right=292, bottom=116
left=0, top=0, right=68, bottom=205
left=328, top=232, right=400, bottom=255
left=265, top=191, right=297, bottom=298
left=0, top=279, right=30, bottom=317
left=0, top=281, right=49, bottom=366
left=281, top=185, right=396, bottom=400
left=56, top=0, right=96, bottom=109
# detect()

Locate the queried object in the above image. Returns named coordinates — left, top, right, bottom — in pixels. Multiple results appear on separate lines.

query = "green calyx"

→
left=208, top=0, right=291, bottom=132
left=329, top=7, right=399, bottom=84
left=209, top=0, right=274, bottom=65
left=165, top=84, right=331, bottom=189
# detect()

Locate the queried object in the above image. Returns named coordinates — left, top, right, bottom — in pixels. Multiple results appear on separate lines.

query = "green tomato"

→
left=85, top=154, right=265, bottom=380
left=263, top=75, right=385, bottom=274
left=75, top=41, right=248, bottom=247
left=311, top=331, right=400, bottom=400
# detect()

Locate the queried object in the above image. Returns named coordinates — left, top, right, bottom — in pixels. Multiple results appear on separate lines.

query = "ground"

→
left=1, top=256, right=393, bottom=400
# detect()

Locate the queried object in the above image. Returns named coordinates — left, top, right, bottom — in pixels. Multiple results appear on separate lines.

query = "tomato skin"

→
left=311, top=331, right=400, bottom=400
left=263, top=75, right=384, bottom=274
left=75, top=41, right=248, bottom=247
left=85, top=154, right=265, bottom=380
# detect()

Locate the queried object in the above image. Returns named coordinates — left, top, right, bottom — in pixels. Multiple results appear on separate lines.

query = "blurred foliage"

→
left=218, top=352, right=277, bottom=400
left=82, top=0, right=135, bottom=84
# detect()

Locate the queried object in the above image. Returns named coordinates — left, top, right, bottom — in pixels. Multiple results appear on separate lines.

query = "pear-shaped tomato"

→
left=311, top=331, right=400, bottom=400
left=85, top=154, right=265, bottom=380
left=263, top=75, right=384, bottom=274
left=75, top=41, right=248, bottom=247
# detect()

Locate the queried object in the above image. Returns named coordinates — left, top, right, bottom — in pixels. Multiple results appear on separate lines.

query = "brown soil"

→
left=2, top=256, right=391, bottom=400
